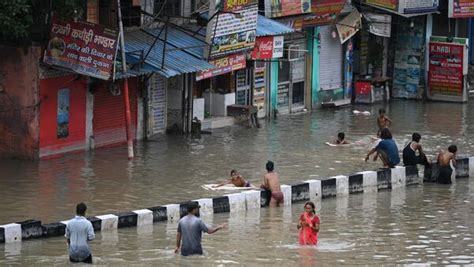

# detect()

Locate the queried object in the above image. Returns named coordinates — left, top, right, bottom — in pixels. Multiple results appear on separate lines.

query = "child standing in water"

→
left=297, top=202, right=320, bottom=245
left=377, top=108, right=392, bottom=137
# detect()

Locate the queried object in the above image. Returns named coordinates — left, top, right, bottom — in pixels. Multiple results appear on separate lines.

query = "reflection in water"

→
left=1, top=101, right=474, bottom=264
left=2, top=180, right=473, bottom=264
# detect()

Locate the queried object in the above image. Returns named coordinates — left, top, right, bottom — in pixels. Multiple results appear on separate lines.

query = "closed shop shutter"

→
left=149, top=74, right=167, bottom=134
left=93, top=79, right=138, bottom=148
left=319, top=25, right=343, bottom=90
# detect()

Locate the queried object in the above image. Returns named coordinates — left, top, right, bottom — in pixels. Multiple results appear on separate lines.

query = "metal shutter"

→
left=149, top=74, right=167, bottom=134
left=93, top=79, right=138, bottom=148
left=319, top=25, right=343, bottom=90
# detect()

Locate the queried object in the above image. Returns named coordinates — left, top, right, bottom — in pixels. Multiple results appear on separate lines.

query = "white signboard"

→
left=273, top=36, right=284, bottom=58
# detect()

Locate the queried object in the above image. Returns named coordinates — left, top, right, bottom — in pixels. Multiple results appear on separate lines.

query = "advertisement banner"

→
left=253, top=67, right=266, bottom=116
left=336, top=9, right=361, bottom=44
left=302, top=0, right=346, bottom=27
left=366, top=0, right=398, bottom=11
left=206, top=1, right=258, bottom=59
left=43, top=18, right=118, bottom=80
left=428, top=42, right=464, bottom=96
left=196, top=53, right=246, bottom=81
left=401, top=0, right=438, bottom=14
left=449, top=0, right=474, bottom=18
left=251, top=35, right=284, bottom=59
left=264, top=0, right=312, bottom=18
left=365, top=0, right=438, bottom=14
left=363, top=12, right=392, bottom=37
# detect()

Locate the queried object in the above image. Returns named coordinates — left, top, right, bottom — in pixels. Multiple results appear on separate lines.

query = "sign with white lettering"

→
left=43, top=17, right=118, bottom=80
left=428, top=37, right=468, bottom=98
left=251, top=36, right=284, bottom=59
left=206, top=0, right=258, bottom=59
left=449, top=0, right=474, bottom=18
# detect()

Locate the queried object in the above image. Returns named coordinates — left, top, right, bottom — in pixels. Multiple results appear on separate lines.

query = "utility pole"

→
left=117, top=0, right=134, bottom=159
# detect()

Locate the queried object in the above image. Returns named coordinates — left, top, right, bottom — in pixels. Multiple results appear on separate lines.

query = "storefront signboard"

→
left=277, top=83, right=290, bottom=107
left=43, top=17, right=118, bottom=80
left=364, top=0, right=438, bottom=15
left=428, top=36, right=468, bottom=99
left=251, top=36, right=284, bottom=59
left=336, top=9, right=361, bottom=44
left=302, top=0, right=346, bottom=27
left=253, top=67, right=266, bottom=115
left=449, top=0, right=474, bottom=18
left=264, top=0, right=312, bottom=18
left=196, top=53, right=247, bottom=81
left=206, top=0, right=258, bottom=59
left=363, top=12, right=392, bottom=38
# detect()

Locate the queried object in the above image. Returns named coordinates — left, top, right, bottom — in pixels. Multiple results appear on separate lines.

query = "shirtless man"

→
left=402, top=133, right=430, bottom=167
left=437, top=145, right=457, bottom=184
left=261, top=161, right=283, bottom=207
left=334, top=132, right=350, bottom=145
left=214, top=170, right=250, bottom=188
left=377, top=108, right=392, bottom=137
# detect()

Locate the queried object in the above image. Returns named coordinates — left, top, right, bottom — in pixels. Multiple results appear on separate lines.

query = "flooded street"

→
left=1, top=179, right=474, bottom=265
left=1, top=100, right=474, bottom=264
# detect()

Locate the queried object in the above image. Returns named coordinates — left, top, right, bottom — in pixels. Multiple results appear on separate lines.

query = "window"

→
left=57, top=88, right=70, bottom=139
left=154, top=0, right=181, bottom=16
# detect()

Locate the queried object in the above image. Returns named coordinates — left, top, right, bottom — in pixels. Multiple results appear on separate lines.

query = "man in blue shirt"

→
left=65, top=203, right=95, bottom=264
left=365, top=128, right=400, bottom=168
left=175, top=202, right=225, bottom=256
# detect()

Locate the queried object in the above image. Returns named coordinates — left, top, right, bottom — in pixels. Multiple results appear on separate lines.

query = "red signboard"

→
left=43, top=18, right=118, bottom=80
left=252, top=36, right=274, bottom=59
left=196, top=53, right=247, bottom=81
left=303, top=0, right=346, bottom=27
left=449, top=0, right=474, bottom=18
left=428, top=42, right=464, bottom=96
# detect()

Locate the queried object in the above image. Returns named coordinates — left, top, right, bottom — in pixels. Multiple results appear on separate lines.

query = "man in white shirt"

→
left=65, top=202, right=95, bottom=263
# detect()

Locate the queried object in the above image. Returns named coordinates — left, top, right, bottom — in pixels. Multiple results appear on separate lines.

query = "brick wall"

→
left=0, top=46, right=41, bottom=159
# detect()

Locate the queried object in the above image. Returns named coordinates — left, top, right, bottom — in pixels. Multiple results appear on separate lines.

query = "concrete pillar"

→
left=133, top=209, right=153, bottom=226
left=304, top=179, right=322, bottom=202
left=0, top=223, right=22, bottom=243
left=281, top=184, right=292, bottom=206
left=96, top=214, right=118, bottom=231
left=391, top=166, right=406, bottom=188
left=164, top=204, right=180, bottom=223
left=334, top=175, right=349, bottom=196
left=243, top=190, right=261, bottom=210
left=225, top=193, right=247, bottom=213
left=360, top=171, right=378, bottom=192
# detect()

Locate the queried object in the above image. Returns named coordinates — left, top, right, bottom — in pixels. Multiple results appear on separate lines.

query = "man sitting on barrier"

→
left=437, top=145, right=457, bottom=184
left=403, top=132, right=431, bottom=167
left=365, top=128, right=400, bottom=168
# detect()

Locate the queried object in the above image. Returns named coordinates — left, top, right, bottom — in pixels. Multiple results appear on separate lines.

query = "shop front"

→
left=39, top=74, right=88, bottom=158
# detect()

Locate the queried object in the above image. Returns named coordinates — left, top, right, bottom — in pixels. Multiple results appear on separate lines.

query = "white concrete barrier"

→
left=360, top=171, right=378, bottom=192
left=96, top=214, right=118, bottom=231
left=281, top=185, right=292, bottom=206
left=391, top=166, right=406, bottom=188
left=304, top=179, right=322, bottom=202
left=226, top=193, right=247, bottom=212
left=334, top=175, right=349, bottom=196
left=164, top=204, right=180, bottom=222
left=194, top=198, right=214, bottom=217
left=470, top=157, right=474, bottom=177
left=243, top=190, right=261, bottom=210
left=133, top=209, right=153, bottom=226
left=0, top=223, right=22, bottom=243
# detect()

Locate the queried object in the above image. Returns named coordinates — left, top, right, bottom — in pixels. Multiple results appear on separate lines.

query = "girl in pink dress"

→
left=297, top=201, right=320, bottom=245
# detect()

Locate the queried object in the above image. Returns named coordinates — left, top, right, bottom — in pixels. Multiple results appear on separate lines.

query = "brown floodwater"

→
left=1, top=100, right=474, bottom=264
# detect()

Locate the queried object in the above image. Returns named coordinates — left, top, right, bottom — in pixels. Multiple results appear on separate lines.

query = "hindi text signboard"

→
left=196, top=53, right=247, bottom=81
left=264, top=0, right=312, bottom=18
left=206, top=0, right=258, bottom=59
left=44, top=18, right=118, bottom=80
left=428, top=37, right=468, bottom=99
left=449, top=0, right=474, bottom=18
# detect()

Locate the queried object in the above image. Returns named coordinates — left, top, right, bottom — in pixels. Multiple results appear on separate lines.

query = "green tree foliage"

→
left=0, top=0, right=33, bottom=41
